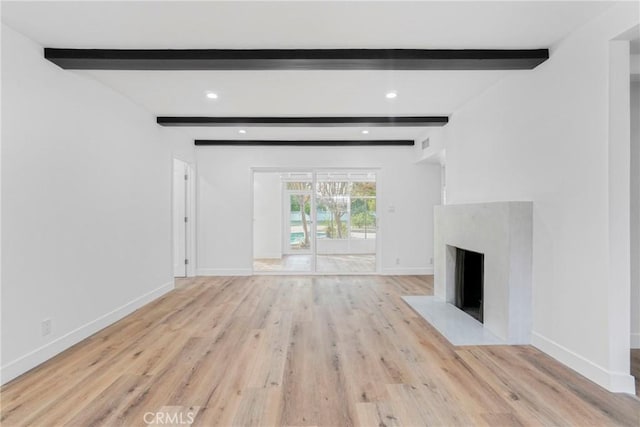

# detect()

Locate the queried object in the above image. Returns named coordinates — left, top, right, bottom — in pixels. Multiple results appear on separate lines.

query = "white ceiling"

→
left=1, top=1, right=612, bottom=49
left=75, top=69, right=509, bottom=116
left=179, top=125, right=435, bottom=142
left=1, top=1, right=614, bottom=142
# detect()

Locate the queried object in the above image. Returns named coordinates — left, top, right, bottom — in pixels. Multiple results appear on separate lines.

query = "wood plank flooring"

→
left=1, top=276, right=639, bottom=426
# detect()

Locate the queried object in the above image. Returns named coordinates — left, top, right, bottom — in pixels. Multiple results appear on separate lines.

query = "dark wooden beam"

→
left=194, top=140, right=415, bottom=147
left=44, top=48, right=549, bottom=70
left=157, top=116, right=448, bottom=127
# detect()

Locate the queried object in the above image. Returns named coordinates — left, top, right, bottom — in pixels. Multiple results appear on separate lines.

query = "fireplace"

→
left=454, top=247, right=484, bottom=323
left=435, top=201, right=532, bottom=343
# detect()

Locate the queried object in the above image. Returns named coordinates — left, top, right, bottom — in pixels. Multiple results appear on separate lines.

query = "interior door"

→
left=173, top=159, right=187, bottom=277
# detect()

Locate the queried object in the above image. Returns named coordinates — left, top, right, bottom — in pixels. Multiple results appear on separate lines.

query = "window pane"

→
left=289, top=194, right=311, bottom=250
left=316, top=180, right=350, bottom=240
left=350, top=198, right=376, bottom=240
left=351, top=181, right=376, bottom=196
left=317, top=197, right=348, bottom=239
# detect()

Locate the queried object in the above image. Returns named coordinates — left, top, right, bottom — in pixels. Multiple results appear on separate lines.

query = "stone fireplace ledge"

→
left=403, top=296, right=506, bottom=346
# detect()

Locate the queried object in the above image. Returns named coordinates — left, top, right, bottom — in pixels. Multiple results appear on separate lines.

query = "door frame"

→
left=250, top=167, right=381, bottom=275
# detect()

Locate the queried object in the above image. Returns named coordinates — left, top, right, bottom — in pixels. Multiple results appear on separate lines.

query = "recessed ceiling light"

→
left=361, top=130, right=369, bottom=134
left=385, top=91, right=397, bottom=99
left=238, top=129, right=247, bottom=134
left=206, top=91, right=218, bottom=99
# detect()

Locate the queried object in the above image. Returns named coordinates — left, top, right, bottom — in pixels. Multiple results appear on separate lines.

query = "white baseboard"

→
left=197, top=268, right=252, bottom=276
left=631, top=333, right=640, bottom=349
left=531, top=331, right=636, bottom=394
left=382, top=267, right=434, bottom=275
left=0, top=281, right=174, bottom=386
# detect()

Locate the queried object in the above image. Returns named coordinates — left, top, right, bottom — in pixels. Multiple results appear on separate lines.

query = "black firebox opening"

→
left=454, top=247, right=484, bottom=323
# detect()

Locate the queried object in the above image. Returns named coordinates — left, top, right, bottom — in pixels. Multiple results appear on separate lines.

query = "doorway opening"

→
left=252, top=170, right=378, bottom=274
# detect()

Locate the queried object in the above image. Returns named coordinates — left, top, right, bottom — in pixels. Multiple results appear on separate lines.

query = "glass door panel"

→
left=281, top=172, right=314, bottom=272
left=287, top=193, right=312, bottom=254
left=276, top=191, right=313, bottom=272
left=316, top=173, right=376, bottom=273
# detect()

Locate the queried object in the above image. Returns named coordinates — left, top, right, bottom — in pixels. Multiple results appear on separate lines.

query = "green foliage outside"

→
left=350, top=198, right=376, bottom=229
left=290, top=197, right=311, bottom=215
left=351, top=182, right=376, bottom=197
left=325, top=221, right=348, bottom=238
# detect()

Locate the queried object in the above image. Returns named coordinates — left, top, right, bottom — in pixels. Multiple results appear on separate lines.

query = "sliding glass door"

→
left=253, top=170, right=376, bottom=274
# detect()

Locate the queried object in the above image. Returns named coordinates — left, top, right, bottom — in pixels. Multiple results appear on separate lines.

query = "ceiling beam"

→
left=157, top=116, right=448, bottom=127
left=44, top=48, right=549, bottom=70
left=194, top=140, right=415, bottom=147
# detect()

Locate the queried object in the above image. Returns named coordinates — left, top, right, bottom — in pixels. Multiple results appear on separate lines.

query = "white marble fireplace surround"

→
left=427, top=201, right=533, bottom=345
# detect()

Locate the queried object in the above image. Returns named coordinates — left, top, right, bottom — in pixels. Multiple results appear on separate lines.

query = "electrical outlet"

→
left=430, top=257, right=434, bottom=265
left=42, top=318, right=52, bottom=336
left=395, top=257, right=400, bottom=265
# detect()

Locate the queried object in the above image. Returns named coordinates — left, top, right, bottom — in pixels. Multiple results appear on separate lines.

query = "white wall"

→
left=442, top=3, right=638, bottom=392
left=0, top=24, right=191, bottom=384
left=631, top=81, right=640, bottom=349
left=197, top=147, right=441, bottom=275
left=253, top=172, right=282, bottom=259
left=169, top=130, right=196, bottom=165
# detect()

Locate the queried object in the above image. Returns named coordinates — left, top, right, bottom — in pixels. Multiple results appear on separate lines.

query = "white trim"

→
left=531, top=332, right=635, bottom=394
left=0, top=281, right=174, bottom=386
left=382, top=267, right=434, bottom=275
left=197, top=268, right=252, bottom=276
left=631, top=333, right=640, bottom=349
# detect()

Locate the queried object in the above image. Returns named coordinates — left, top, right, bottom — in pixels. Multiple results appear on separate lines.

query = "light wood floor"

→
left=1, top=276, right=639, bottom=426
